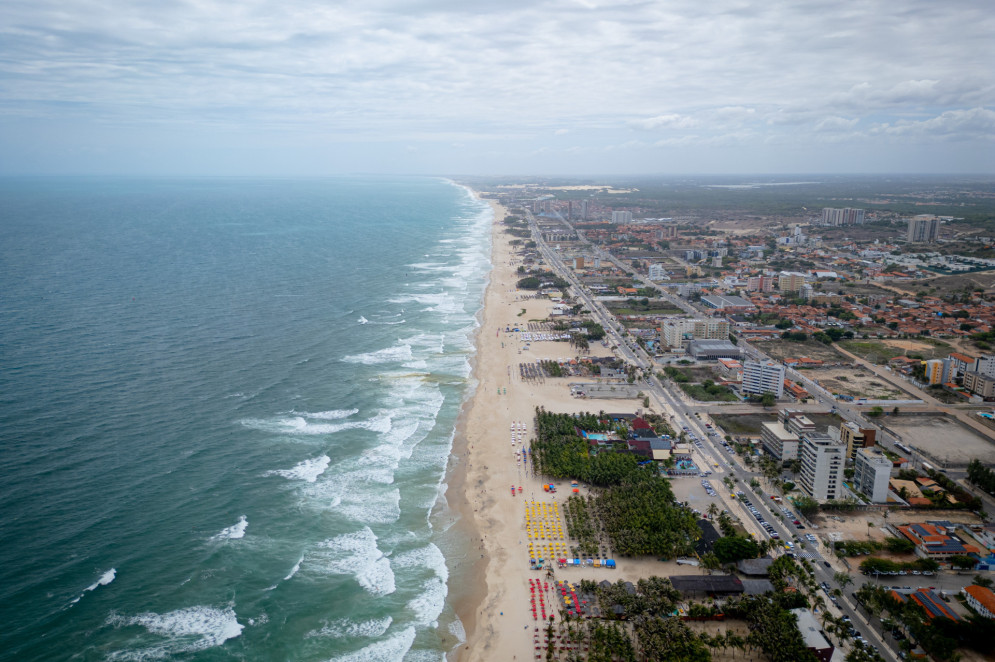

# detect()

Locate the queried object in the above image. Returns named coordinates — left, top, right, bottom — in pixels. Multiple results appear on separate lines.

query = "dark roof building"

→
left=790, top=608, right=834, bottom=662
left=669, top=575, right=744, bottom=596
left=694, top=519, right=722, bottom=556
left=891, top=589, right=961, bottom=621
left=736, top=557, right=775, bottom=576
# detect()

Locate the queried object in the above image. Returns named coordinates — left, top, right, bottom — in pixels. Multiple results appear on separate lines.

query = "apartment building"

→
left=964, top=370, right=995, bottom=399
left=660, top=318, right=730, bottom=348
left=778, top=271, right=807, bottom=293
left=798, top=433, right=845, bottom=501
left=907, top=215, right=940, bottom=243
left=760, top=410, right=815, bottom=462
left=742, top=360, right=785, bottom=398
left=854, top=448, right=892, bottom=503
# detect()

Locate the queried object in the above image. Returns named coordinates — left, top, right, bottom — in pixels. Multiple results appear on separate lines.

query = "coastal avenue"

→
left=525, top=207, right=901, bottom=661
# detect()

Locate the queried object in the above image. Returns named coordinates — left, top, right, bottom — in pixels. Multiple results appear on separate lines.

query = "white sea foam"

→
left=343, top=344, right=413, bottom=365
left=212, top=516, right=248, bottom=541
left=285, top=554, right=304, bottom=581
left=301, top=409, right=359, bottom=420
left=448, top=617, right=466, bottom=644
left=391, top=543, right=448, bottom=582
left=309, top=527, right=396, bottom=596
left=106, top=605, right=243, bottom=659
left=305, top=616, right=393, bottom=639
left=265, top=455, right=330, bottom=483
left=407, top=577, right=446, bottom=627
left=240, top=411, right=385, bottom=437
left=69, top=567, right=116, bottom=606
left=358, top=316, right=369, bottom=324
left=329, top=626, right=416, bottom=662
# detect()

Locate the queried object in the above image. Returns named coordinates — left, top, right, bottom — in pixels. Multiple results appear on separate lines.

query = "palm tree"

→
left=700, top=552, right=721, bottom=573
left=706, top=503, right=719, bottom=520
left=834, top=571, right=853, bottom=591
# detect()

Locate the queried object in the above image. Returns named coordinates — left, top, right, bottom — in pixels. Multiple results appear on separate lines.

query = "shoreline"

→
left=442, top=193, right=501, bottom=661
left=446, top=192, right=649, bottom=661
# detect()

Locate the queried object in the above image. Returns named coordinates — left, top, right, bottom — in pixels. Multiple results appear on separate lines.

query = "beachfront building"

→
left=798, top=433, right=845, bottom=501
left=854, top=448, right=892, bottom=503
left=660, top=318, right=730, bottom=348
left=963, top=585, right=995, bottom=619
left=742, top=360, right=785, bottom=398
left=790, top=608, right=835, bottom=662
left=907, top=215, right=940, bottom=243
left=760, top=410, right=815, bottom=462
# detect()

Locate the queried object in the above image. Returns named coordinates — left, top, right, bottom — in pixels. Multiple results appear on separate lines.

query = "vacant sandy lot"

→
left=879, top=339, right=935, bottom=352
left=812, top=366, right=910, bottom=400
left=885, top=415, right=995, bottom=466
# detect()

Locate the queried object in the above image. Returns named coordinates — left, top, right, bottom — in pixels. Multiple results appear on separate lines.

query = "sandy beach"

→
left=449, top=196, right=656, bottom=661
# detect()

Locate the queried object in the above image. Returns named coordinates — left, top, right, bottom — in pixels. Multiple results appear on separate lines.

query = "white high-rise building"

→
left=798, top=433, right=846, bottom=501
left=971, top=355, right=995, bottom=378
left=821, top=208, right=865, bottom=226
left=611, top=210, right=632, bottom=224
left=907, top=216, right=940, bottom=243
left=742, top=360, right=785, bottom=398
left=648, top=263, right=668, bottom=281
left=854, top=448, right=892, bottom=503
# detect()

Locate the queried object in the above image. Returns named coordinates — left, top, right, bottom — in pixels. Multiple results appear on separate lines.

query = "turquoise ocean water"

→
left=0, top=177, right=490, bottom=661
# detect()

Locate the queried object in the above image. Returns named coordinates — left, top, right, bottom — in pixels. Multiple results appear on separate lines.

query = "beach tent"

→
left=604, top=560, right=616, bottom=568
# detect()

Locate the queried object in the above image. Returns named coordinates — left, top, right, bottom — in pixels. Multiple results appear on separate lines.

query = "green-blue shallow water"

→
left=0, top=176, right=490, bottom=661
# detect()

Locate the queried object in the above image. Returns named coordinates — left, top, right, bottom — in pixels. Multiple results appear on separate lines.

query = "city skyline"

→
left=1, top=0, right=993, bottom=176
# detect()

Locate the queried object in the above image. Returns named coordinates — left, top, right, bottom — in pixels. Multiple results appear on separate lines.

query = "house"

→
left=790, top=608, right=835, bottom=662
left=963, top=585, right=995, bottom=619
left=890, top=589, right=961, bottom=621
left=897, top=522, right=981, bottom=561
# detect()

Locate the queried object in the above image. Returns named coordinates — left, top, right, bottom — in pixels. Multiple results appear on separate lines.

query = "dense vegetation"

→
left=967, top=458, right=995, bottom=496
left=531, top=409, right=701, bottom=558
left=856, top=582, right=995, bottom=661
left=516, top=270, right=570, bottom=290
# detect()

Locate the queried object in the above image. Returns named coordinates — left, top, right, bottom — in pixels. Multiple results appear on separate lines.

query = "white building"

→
left=972, top=355, right=995, bottom=378
left=798, top=433, right=846, bottom=501
left=660, top=319, right=730, bottom=348
left=854, top=448, right=892, bottom=503
left=648, top=263, right=668, bottom=281
left=760, top=410, right=815, bottom=462
left=907, top=216, right=940, bottom=243
left=742, top=360, right=785, bottom=398
left=821, top=208, right=865, bottom=226
left=611, top=210, right=633, bottom=224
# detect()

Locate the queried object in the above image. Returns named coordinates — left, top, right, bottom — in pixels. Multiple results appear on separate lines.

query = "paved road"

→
left=525, top=207, right=901, bottom=660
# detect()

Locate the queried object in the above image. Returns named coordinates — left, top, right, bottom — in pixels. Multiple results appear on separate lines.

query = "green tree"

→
left=713, top=536, right=760, bottom=564
left=760, top=391, right=776, bottom=408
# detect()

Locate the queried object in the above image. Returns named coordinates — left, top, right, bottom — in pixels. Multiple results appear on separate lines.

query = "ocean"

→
left=0, top=177, right=491, bottom=661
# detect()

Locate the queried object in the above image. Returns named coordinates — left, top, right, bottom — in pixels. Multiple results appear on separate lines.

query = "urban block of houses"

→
left=897, top=522, right=981, bottom=560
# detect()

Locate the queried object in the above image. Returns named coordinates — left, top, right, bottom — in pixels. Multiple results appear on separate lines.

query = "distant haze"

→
left=1, top=0, right=992, bottom=176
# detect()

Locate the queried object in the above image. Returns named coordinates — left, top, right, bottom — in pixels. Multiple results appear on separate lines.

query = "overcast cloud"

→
left=0, top=0, right=992, bottom=175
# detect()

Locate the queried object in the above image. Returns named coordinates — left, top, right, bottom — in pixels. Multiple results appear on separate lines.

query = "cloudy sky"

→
left=1, top=0, right=993, bottom=175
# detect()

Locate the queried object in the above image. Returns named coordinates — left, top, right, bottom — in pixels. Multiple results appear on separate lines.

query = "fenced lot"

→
left=810, top=366, right=912, bottom=400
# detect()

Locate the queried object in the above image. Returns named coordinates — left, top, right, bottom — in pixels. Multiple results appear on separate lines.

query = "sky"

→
left=1, top=0, right=993, bottom=176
